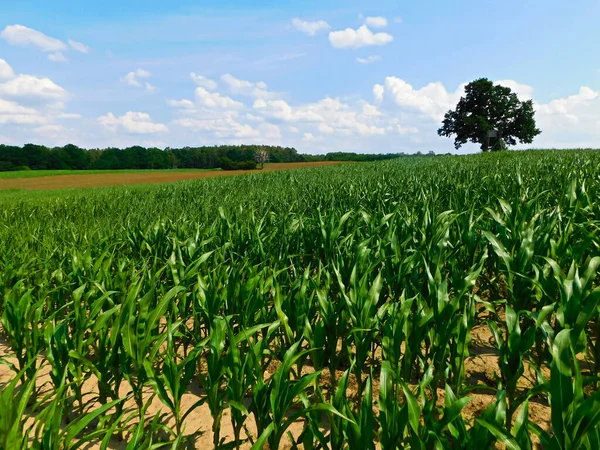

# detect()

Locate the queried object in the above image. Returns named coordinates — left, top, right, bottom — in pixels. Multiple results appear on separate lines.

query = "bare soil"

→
left=0, top=162, right=348, bottom=191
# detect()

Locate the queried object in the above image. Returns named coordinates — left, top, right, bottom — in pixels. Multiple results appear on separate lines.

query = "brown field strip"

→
left=0, top=161, right=347, bottom=191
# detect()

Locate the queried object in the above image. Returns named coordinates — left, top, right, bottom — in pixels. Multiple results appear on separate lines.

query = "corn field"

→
left=1, top=150, right=600, bottom=449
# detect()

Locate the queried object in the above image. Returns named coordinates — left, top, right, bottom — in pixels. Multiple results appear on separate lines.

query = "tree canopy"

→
left=0, top=144, right=413, bottom=172
left=438, top=78, right=541, bottom=151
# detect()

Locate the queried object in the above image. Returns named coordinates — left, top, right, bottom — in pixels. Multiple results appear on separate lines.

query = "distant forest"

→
left=0, top=144, right=426, bottom=172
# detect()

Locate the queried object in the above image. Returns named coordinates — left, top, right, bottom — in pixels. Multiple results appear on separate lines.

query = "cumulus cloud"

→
left=496, top=80, right=534, bottom=101
left=168, top=99, right=196, bottom=110
left=365, top=16, right=388, bottom=28
left=35, top=124, right=66, bottom=135
left=254, top=96, right=387, bottom=136
left=121, top=69, right=150, bottom=87
left=356, top=55, right=382, bottom=64
left=195, top=87, right=244, bottom=109
left=530, top=87, right=600, bottom=147
left=174, top=110, right=281, bottom=142
left=537, top=86, right=598, bottom=118
left=362, top=103, right=382, bottom=117
left=0, top=59, right=15, bottom=79
left=245, top=113, right=265, bottom=122
left=0, top=98, right=46, bottom=124
left=98, top=111, right=168, bottom=134
left=329, top=25, right=393, bottom=49
left=190, top=73, right=218, bottom=91
left=303, top=132, right=322, bottom=142
left=57, top=113, right=82, bottom=119
left=253, top=98, right=324, bottom=122
left=0, top=60, right=77, bottom=136
left=1, top=24, right=66, bottom=52
left=0, top=74, right=68, bottom=99
left=221, top=74, right=272, bottom=98
left=397, top=125, right=419, bottom=135
left=121, top=69, right=156, bottom=92
left=68, top=40, right=89, bottom=53
left=373, top=84, right=384, bottom=103
left=292, top=18, right=331, bottom=36
left=381, top=77, right=463, bottom=121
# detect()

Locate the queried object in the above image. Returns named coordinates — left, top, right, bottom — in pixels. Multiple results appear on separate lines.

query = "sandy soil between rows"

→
left=0, top=318, right=552, bottom=449
left=0, top=162, right=347, bottom=191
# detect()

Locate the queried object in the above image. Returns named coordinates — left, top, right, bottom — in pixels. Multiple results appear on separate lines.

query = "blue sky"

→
left=1, top=0, right=599, bottom=153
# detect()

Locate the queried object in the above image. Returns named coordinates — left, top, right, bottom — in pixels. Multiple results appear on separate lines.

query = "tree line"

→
left=0, top=144, right=417, bottom=172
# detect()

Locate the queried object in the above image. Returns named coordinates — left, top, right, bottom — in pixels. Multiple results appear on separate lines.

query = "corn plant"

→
left=1, top=150, right=600, bottom=448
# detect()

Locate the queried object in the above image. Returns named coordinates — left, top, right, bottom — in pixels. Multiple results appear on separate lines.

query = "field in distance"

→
left=0, top=161, right=346, bottom=191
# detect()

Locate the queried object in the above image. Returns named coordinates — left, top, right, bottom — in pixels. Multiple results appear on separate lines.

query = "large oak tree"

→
left=438, top=78, right=541, bottom=151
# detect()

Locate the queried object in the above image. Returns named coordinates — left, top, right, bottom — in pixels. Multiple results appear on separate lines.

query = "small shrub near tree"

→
left=0, top=161, right=14, bottom=172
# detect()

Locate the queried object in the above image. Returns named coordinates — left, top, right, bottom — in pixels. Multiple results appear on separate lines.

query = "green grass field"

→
left=0, top=167, right=221, bottom=179
left=1, top=150, right=599, bottom=449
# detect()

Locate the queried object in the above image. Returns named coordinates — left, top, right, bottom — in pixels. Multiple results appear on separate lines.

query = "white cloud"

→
left=0, top=74, right=68, bottom=99
left=303, top=132, right=322, bottom=142
left=35, top=124, right=65, bottom=134
left=0, top=62, right=75, bottom=136
left=393, top=17, right=403, bottom=24
left=48, top=52, right=68, bottom=63
left=121, top=69, right=156, bottom=92
left=289, top=126, right=300, bottom=133
left=121, top=69, right=150, bottom=87
left=398, top=125, right=419, bottom=135
left=255, top=96, right=387, bottom=137
left=0, top=98, right=46, bottom=124
left=496, top=80, right=534, bottom=101
left=57, top=113, right=82, bottom=119
left=68, top=40, right=89, bottom=53
left=168, top=99, right=195, bottom=109
left=98, top=111, right=168, bottom=134
left=1, top=24, right=66, bottom=52
left=144, top=82, right=157, bottom=93
left=318, top=123, right=334, bottom=134
left=365, top=17, right=388, bottom=28
left=373, top=84, right=384, bottom=103
left=190, top=73, right=218, bottom=91
left=382, top=77, right=463, bottom=121
left=195, top=87, right=244, bottom=109
left=174, top=110, right=281, bottom=143
left=537, top=86, right=598, bottom=117
left=531, top=87, right=600, bottom=147
left=329, top=25, right=393, bottom=49
left=534, top=87, right=599, bottom=132
left=253, top=98, right=324, bottom=122
left=356, top=55, right=382, bottom=64
left=292, top=18, right=331, bottom=36
left=0, top=59, right=15, bottom=79
left=245, top=113, right=265, bottom=122
left=362, top=103, right=382, bottom=116
left=221, top=73, right=272, bottom=98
